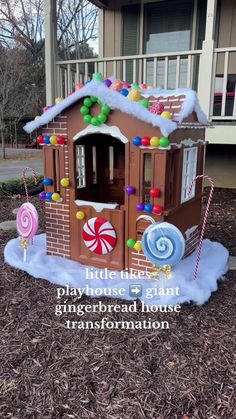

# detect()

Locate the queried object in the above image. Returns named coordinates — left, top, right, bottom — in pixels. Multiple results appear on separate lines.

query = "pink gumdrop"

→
left=149, top=101, right=165, bottom=115
left=75, top=83, right=84, bottom=91
left=110, top=80, right=123, bottom=92
left=122, top=81, right=131, bottom=89
left=17, top=203, right=39, bottom=240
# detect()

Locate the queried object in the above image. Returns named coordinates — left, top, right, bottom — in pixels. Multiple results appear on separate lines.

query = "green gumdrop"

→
left=84, top=114, right=92, bottom=124
left=97, top=99, right=104, bottom=106
left=90, top=96, right=98, bottom=103
left=92, top=72, right=104, bottom=83
left=160, top=137, right=169, bottom=147
left=91, top=117, right=99, bottom=126
left=131, top=83, right=140, bottom=90
left=127, top=238, right=136, bottom=248
left=83, top=97, right=92, bottom=107
left=80, top=105, right=89, bottom=115
left=98, top=113, right=107, bottom=123
left=139, top=99, right=149, bottom=108
left=102, top=105, right=111, bottom=115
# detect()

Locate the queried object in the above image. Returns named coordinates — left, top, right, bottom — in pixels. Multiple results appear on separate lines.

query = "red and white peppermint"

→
left=83, top=217, right=117, bottom=255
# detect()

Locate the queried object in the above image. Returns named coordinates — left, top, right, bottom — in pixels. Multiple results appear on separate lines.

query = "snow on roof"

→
left=23, top=81, right=207, bottom=137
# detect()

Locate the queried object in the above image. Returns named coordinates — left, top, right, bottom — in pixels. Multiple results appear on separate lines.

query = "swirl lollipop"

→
left=142, top=222, right=185, bottom=267
left=17, top=167, right=39, bottom=261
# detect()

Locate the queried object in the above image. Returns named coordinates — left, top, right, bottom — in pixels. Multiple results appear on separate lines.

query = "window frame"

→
left=181, top=146, right=198, bottom=204
left=76, top=144, right=86, bottom=189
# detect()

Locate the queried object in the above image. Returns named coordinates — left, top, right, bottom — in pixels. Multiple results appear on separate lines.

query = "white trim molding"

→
left=73, top=124, right=129, bottom=144
left=75, top=200, right=119, bottom=212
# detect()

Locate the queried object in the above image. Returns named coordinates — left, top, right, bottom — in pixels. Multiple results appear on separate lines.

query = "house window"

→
left=76, top=145, right=86, bottom=188
left=143, top=153, right=152, bottom=203
left=181, top=147, right=198, bottom=203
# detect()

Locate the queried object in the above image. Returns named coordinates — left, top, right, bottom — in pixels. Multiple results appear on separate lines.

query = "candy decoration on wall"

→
left=150, top=188, right=161, bottom=198
left=52, top=193, right=61, bottom=202
left=75, top=83, right=84, bottom=91
left=139, top=99, right=149, bottom=108
left=76, top=211, right=85, bottom=220
left=44, top=136, right=50, bottom=144
left=120, top=88, right=129, bottom=97
left=110, top=80, right=123, bottom=92
left=144, top=203, right=153, bottom=213
left=132, top=136, right=142, bottom=146
left=92, top=72, right=104, bottom=83
left=161, top=111, right=171, bottom=119
left=127, top=238, right=136, bottom=248
left=17, top=167, right=39, bottom=262
left=188, top=175, right=215, bottom=281
left=153, top=205, right=163, bottom=215
left=134, top=241, right=142, bottom=252
left=57, top=136, right=65, bottom=145
left=43, top=178, right=53, bottom=186
left=136, top=203, right=145, bottom=212
left=125, top=186, right=136, bottom=195
left=61, top=178, right=70, bottom=187
left=141, top=136, right=150, bottom=147
left=80, top=96, right=111, bottom=126
left=37, top=135, right=44, bottom=144
left=142, top=222, right=185, bottom=267
left=149, top=102, right=164, bottom=115
left=55, top=97, right=64, bottom=104
left=45, top=192, right=53, bottom=200
left=39, top=192, right=46, bottom=200
left=159, top=137, right=170, bottom=148
left=104, top=79, right=112, bottom=87
left=83, top=217, right=117, bottom=254
left=50, top=135, right=57, bottom=145
left=128, top=89, right=141, bottom=102
left=150, top=137, right=160, bottom=147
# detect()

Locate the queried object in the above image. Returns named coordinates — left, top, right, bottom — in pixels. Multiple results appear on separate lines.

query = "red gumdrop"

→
left=150, top=188, right=161, bottom=198
left=141, top=136, right=151, bottom=146
left=153, top=205, right=163, bottom=215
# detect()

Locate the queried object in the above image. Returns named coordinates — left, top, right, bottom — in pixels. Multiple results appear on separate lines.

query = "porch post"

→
left=44, top=0, right=57, bottom=105
left=197, top=0, right=218, bottom=118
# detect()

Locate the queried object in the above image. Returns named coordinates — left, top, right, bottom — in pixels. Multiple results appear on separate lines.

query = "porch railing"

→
left=56, top=50, right=202, bottom=97
left=56, top=47, right=236, bottom=122
left=210, top=47, right=236, bottom=120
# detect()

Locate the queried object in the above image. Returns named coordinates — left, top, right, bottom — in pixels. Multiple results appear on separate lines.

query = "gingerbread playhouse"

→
left=24, top=77, right=209, bottom=274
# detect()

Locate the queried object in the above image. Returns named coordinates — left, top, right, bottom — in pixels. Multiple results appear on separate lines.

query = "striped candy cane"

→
left=22, top=167, right=38, bottom=202
left=188, top=175, right=215, bottom=281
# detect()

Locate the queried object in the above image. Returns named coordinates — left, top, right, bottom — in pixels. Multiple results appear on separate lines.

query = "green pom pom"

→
left=127, top=238, right=136, bottom=248
left=97, top=99, right=104, bottom=106
left=90, top=96, right=97, bottom=103
left=91, top=117, right=99, bottom=126
left=84, top=114, right=92, bottom=124
left=80, top=105, right=89, bottom=115
left=131, top=83, right=140, bottom=90
left=139, top=99, right=149, bottom=108
left=159, top=137, right=169, bottom=147
left=97, top=113, right=107, bottom=123
left=83, top=98, right=92, bottom=107
left=102, top=105, right=111, bottom=115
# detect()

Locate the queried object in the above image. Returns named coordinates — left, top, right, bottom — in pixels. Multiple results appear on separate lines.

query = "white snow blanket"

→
left=4, top=234, right=228, bottom=306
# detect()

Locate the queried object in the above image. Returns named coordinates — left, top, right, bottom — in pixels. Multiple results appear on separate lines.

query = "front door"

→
left=70, top=134, right=126, bottom=270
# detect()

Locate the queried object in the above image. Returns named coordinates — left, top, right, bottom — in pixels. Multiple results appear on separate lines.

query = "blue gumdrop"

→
left=43, top=178, right=53, bottom=186
left=132, top=136, right=142, bottom=146
left=44, top=136, right=50, bottom=144
left=120, top=88, right=129, bottom=97
left=45, top=192, right=53, bottom=200
left=144, top=203, right=153, bottom=213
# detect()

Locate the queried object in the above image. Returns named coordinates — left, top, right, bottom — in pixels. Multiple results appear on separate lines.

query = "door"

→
left=71, top=134, right=126, bottom=270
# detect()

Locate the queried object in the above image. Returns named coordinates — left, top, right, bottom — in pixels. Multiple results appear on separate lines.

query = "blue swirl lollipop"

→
left=142, top=222, right=185, bottom=266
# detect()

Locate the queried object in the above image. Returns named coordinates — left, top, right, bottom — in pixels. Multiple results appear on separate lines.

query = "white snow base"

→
left=4, top=234, right=229, bottom=306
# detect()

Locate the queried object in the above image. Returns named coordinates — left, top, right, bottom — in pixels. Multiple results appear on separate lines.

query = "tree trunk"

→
left=1, top=124, right=6, bottom=159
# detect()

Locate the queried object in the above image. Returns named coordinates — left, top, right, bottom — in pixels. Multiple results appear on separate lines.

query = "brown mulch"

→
left=0, top=190, right=236, bottom=419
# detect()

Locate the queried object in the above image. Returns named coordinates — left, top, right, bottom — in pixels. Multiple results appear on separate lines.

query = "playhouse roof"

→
left=23, top=81, right=208, bottom=137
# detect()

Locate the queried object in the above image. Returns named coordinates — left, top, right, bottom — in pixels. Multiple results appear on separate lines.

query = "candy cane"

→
left=22, top=167, right=38, bottom=202
left=188, top=175, right=215, bottom=281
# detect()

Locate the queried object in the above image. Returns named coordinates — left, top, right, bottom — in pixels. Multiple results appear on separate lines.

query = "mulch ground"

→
left=0, top=189, right=235, bottom=419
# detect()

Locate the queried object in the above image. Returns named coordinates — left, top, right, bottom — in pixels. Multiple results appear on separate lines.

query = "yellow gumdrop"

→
left=60, top=178, right=70, bottom=187
left=50, top=135, right=57, bottom=145
left=35, top=115, right=40, bottom=120
left=76, top=211, right=85, bottom=220
left=55, top=97, right=64, bottom=104
left=161, top=111, right=172, bottom=119
left=134, top=241, right=142, bottom=252
left=150, top=137, right=160, bottom=147
left=128, top=89, right=141, bottom=102
left=52, top=193, right=61, bottom=202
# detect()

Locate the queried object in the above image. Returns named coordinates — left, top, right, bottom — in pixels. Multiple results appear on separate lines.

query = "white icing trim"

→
left=185, top=225, right=198, bottom=239
left=171, top=138, right=205, bottom=149
left=73, top=124, right=128, bottom=143
left=136, top=215, right=156, bottom=224
left=75, top=200, right=119, bottom=212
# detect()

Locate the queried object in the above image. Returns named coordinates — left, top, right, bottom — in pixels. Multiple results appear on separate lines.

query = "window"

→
left=144, top=0, right=193, bottom=88
left=143, top=153, right=152, bottom=203
left=76, top=145, right=86, bottom=188
left=181, top=147, right=198, bottom=203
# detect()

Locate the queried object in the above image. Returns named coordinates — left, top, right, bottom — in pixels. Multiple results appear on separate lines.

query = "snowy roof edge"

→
left=23, top=81, right=207, bottom=137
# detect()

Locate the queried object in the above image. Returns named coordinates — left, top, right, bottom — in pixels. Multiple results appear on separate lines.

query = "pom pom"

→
left=149, top=102, right=164, bottom=115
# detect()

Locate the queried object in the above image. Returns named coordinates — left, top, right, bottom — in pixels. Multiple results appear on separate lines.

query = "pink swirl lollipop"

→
left=17, top=203, right=38, bottom=240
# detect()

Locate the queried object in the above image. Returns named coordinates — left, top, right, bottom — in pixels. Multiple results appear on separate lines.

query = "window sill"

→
left=75, top=200, right=119, bottom=213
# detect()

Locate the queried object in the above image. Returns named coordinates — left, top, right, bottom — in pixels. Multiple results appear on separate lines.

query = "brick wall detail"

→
left=45, top=202, right=71, bottom=258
